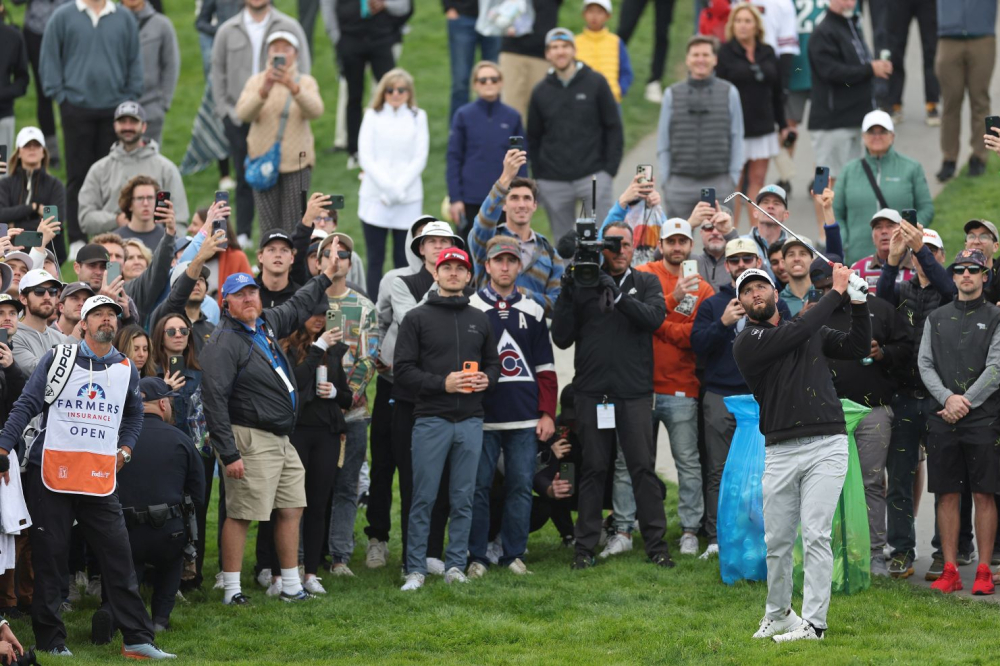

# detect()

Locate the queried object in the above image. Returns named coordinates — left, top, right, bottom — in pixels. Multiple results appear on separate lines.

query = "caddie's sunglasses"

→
left=476, top=76, right=501, bottom=84
left=31, top=287, right=60, bottom=297
left=323, top=250, right=352, bottom=259
left=953, top=266, right=983, bottom=275
left=166, top=327, right=190, bottom=337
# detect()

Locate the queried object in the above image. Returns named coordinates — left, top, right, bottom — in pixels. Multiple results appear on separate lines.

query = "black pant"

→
left=884, top=0, right=940, bottom=106
left=191, top=454, right=218, bottom=588
left=23, top=29, right=56, bottom=138
left=617, top=0, right=676, bottom=83
left=60, top=103, right=117, bottom=243
left=365, top=376, right=396, bottom=542
left=128, top=520, right=186, bottom=624
left=27, top=467, right=154, bottom=650
left=298, top=0, right=319, bottom=56
left=288, top=426, right=339, bottom=575
left=222, top=116, right=254, bottom=238
left=362, top=223, right=407, bottom=304
left=392, top=399, right=450, bottom=564
left=573, top=395, right=670, bottom=559
left=337, top=37, right=396, bottom=155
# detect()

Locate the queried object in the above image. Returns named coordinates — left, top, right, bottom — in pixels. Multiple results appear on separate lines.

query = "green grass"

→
left=930, top=154, right=1000, bottom=254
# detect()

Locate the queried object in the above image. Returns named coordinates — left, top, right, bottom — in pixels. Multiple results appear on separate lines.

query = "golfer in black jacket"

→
left=732, top=264, right=870, bottom=643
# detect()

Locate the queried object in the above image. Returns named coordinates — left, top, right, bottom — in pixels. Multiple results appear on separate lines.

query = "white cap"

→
left=735, top=268, right=774, bottom=294
left=862, top=110, right=895, bottom=134
left=81, top=295, right=123, bottom=319
left=19, top=268, right=64, bottom=292
left=870, top=208, right=902, bottom=226
left=15, top=127, right=45, bottom=150
left=310, top=228, right=328, bottom=241
left=583, top=0, right=613, bottom=12
left=922, top=228, right=944, bottom=250
left=660, top=218, right=693, bottom=240
left=266, top=30, right=300, bottom=50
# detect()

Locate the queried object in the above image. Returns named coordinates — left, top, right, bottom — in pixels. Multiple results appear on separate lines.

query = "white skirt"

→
left=744, top=132, right=780, bottom=161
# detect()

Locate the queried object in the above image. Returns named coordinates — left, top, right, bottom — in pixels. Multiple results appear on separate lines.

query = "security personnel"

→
left=0, top=295, right=175, bottom=659
left=108, top=377, right=205, bottom=635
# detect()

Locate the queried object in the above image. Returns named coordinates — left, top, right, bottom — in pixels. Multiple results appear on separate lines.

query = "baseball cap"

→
left=870, top=208, right=902, bottom=226
left=59, top=281, right=95, bottom=302
left=76, top=243, right=110, bottom=265
left=19, top=268, right=63, bottom=292
left=259, top=230, right=294, bottom=250
left=964, top=219, right=999, bottom=242
left=725, top=238, right=759, bottom=258
left=486, top=237, right=521, bottom=261
left=660, top=218, right=692, bottom=240
left=862, top=109, right=894, bottom=134
left=435, top=248, right=472, bottom=271
left=114, top=101, right=145, bottom=122
left=81, top=294, right=123, bottom=319
left=3, top=251, right=31, bottom=269
left=174, top=236, right=192, bottom=255
left=948, top=248, right=989, bottom=272
left=170, top=262, right=210, bottom=288
left=756, top=184, right=788, bottom=207
left=781, top=235, right=814, bottom=257
left=922, top=228, right=944, bottom=250
left=266, top=30, right=300, bottom=50
left=139, top=377, right=179, bottom=402
left=310, top=228, right=328, bottom=241
left=319, top=232, right=355, bottom=257
left=545, top=28, right=575, bottom=46
left=809, top=254, right=841, bottom=283
left=582, top=0, right=612, bottom=12
left=0, top=294, right=22, bottom=313
left=410, top=221, right=464, bottom=257
left=735, top=268, right=774, bottom=294
left=15, top=126, right=44, bottom=150
left=221, top=272, right=258, bottom=298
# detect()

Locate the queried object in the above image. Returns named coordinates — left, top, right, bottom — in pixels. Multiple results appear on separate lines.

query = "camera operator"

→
left=551, top=221, right=674, bottom=570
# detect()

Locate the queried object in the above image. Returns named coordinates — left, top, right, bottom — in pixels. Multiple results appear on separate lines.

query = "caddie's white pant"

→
left=763, top=434, right=848, bottom=630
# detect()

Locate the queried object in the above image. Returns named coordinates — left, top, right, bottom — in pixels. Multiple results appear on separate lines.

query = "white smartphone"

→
left=682, top=259, right=699, bottom=291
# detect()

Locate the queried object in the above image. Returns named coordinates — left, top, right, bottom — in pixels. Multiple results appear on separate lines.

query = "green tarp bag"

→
left=793, top=399, right=872, bottom=595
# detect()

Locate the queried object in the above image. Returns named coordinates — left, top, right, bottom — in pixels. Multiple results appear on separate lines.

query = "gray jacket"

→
left=16, top=0, right=72, bottom=36
left=210, top=7, right=311, bottom=125
left=938, top=0, right=997, bottom=38
left=133, top=4, right=180, bottom=122
left=78, top=139, right=189, bottom=235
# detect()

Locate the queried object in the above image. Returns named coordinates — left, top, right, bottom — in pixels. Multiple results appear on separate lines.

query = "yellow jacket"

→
left=575, top=28, right=632, bottom=102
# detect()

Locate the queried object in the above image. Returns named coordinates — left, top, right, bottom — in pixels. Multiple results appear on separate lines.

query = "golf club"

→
left=723, top=191, right=868, bottom=293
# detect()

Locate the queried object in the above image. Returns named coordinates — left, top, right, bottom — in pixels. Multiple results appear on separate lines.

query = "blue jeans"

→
left=469, top=428, right=538, bottom=566
left=652, top=394, right=703, bottom=532
left=447, top=15, right=500, bottom=122
left=612, top=442, right=637, bottom=533
left=328, top=419, right=369, bottom=563
left=406, top=417, right=483, bottom=574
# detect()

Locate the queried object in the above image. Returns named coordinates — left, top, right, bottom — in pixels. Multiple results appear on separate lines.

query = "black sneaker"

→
left=936, top=160, right=957, bottom=182
left=91, top=608, right=113, bottom=645
left=0, top=606, right=23, bottom=621
left=224, top=592, right=251, bottom=606
left=560, top=534, right=575, bottom=548
left=925, top=552, right=944, bottom=581
left=992, top=550, right=1000, bottom=567
left=888, top=552, right=914, bottom=579
left=571, top=553, right=596, bottom=570
left=957, top=549, right=975, bottom=566
left=651, top=552, right=676, bottom=568
left=968, top=156, right=987, bottom=177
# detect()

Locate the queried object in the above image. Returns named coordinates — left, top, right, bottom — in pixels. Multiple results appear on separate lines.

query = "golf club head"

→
left=723, top=192, right=743, bottom=204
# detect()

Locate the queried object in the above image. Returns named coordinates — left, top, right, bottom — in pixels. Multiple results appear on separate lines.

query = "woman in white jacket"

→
left=357, top=68, right=429, bottom=301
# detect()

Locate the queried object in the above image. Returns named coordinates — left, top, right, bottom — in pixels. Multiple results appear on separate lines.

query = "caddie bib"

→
left=41, top=358, right=132, bottom=496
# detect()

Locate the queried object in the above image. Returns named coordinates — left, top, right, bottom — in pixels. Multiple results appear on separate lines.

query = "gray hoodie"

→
left=132, top=4, right=180, bottom=125
left=12, top=324, right=72, bottom=375
left=78, top=139, right=190, bottom=236
left=375, top=224, right=422, bottom=381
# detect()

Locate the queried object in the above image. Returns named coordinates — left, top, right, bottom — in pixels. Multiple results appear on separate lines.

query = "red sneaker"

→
left=930, top=562, right=963, bottom=593
left=973, top=564, right=995, bottom=595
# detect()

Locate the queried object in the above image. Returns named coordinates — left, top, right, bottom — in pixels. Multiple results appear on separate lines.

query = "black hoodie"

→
left=394, top=292, right=501, bottom=421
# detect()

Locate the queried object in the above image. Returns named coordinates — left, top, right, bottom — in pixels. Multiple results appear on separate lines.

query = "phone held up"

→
left=986, top=116, right=1000, bottom=136
left=700, top=187, right=715, bottom=206
left=900, top=209, right=917, bottom=225
left=559, top=462, right=575, bottom=490
left=813, top=167, right=830, bottom=195
left=636, top=164, right=653, bottom=184
left=169, top=354, right=186, bottom=375
left=508, top=136, right=525, bottom=152
left=682, top=259, right=699, bottom=291
left=213, top=190, right=229, bottom=249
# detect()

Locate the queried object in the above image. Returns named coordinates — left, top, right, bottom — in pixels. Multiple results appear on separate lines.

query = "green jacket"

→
left=833, top=146, right=934, bottom=264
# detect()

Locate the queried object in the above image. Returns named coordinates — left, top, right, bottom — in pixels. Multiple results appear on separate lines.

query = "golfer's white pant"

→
left=763, top=434, right=848, bottom=630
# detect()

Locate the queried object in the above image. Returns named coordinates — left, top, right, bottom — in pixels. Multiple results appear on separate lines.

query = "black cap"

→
left=76, top=244, right=110, bottom=265
left=259, top=230, right=294, bottom=250
left=139, top=377, right=179, bottom=401
left=809, top=254, right=840, bottom=283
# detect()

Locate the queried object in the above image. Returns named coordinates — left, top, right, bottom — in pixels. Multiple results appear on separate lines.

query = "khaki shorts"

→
left=222, top=425, right=306, bottom=521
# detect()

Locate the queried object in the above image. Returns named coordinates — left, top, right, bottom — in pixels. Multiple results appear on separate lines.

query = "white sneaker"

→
left=485, top=538, right=502, bottom=565
left=237, top=233, right=252, bottom=250
left=772, top=620, right=823, bottom=643
left=366, top=538, right=388, bottom=569
left=679, top=533, right=699, bottom=556
left=265, top=578, right=283, bottom=597
left=213, top=571, right=224, bottom=590
left=426, top=557, right=446, bottom=576
left=467, top=562, right=488, bottom=579
left=444, top=567, right=468, bottom=584
left=645, top=80, right=663, bottom=104
left=69, top=240, right=86, bottom=261
left=753, top=609, right=801, bottom=639
left=507, top=558, right=532, bottom=575
left=256, top=568, right=272, bottom=589
left=699, top=543, right=720, bottom=560
left=74, top=571, right=88, bottom=588
left=218, top=176, right=237, bottom=191
left=303, top=576, right=327, bottom=594
left=400, top=572, right=424, bottom=591
left=85, top=576, right=102, bottom=598
left=347, top=155, right=360, bottom=170
left=600, top=533, right=633, bottom=559
left=329, top=563, right=354, bottom=577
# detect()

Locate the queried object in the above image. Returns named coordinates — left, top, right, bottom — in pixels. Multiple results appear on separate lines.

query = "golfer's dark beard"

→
left=749, top=299, right=777, bottom=322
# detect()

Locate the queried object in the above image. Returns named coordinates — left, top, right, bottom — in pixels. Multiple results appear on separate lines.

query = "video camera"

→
left=565, top=219, right=622, bottom=288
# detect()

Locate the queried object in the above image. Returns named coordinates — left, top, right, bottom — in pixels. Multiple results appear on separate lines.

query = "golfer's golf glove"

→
left=847, top=273, right=868, bottom=303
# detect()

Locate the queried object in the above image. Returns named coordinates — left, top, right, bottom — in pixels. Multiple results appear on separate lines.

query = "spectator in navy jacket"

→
left=446, top=61, right=526, bottom=242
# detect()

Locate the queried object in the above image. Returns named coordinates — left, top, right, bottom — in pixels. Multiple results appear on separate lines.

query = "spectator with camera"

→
left=292, top=194, right=367, bottom=293
left=688, top=201, right=738, bottom=292
left=599, top=172, right=669, bottom=269
left=851, top=209, right=917, bottom=292
left=551, top=221, right=675, bottom=570
left=469, top=149, right=564, bottom=316
left=0, top=128, right=66, bottom=261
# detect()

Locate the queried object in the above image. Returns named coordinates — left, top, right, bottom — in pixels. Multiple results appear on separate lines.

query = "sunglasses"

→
left=726, top=255, right=757, bottom=265
left=322, top=250, right=352, bottom=259
left=166, top=327, right=190, bottom=337
left=476, top=76, right=501, bottom=84
left=953, top=266, right=984, bottom=275
left=31, top=287, right=60, bottom=297
left=385, top=86, right=410, bottom=95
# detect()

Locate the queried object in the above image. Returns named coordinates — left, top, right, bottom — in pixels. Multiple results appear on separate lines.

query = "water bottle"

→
left=316, top=366, right=327, bottom=397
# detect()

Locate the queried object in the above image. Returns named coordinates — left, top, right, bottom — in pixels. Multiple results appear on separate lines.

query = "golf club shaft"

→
left=726, top=191, right=833, bottom=264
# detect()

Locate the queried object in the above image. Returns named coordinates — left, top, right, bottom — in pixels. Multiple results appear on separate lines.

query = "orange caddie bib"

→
left=41, top=358, right=132, bottom=496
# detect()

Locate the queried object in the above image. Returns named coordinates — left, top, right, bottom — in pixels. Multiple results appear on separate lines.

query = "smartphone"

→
left=214, top=190, right=229, bottom=220
left=17, top=231, right=43, bottom=249
left=682, top=259, right=699, bottom=292
left=508, top=136, right=525, bottom=151
left=700, top=187, right=715, bottom=205
left=900, top=209, right=917, bottom=225
left=0, top=145, right=6, bottom=165
left=325, top=195, right=346, bottom=210
left=636, top=164, right=653, bottom=184
left=0, top=329, right=9, bottom=347
left=106, top=261, right=122, bottom=284
left=273, top=54, right=286, bottom=69
left=168, top=354, right=186, bottom=375
left=806, top=291, right=822, bottom=304
left=559, top=462, right=575, bottom=490
left=0, top=224, right=7, bottom=238
left=325, top=310, right=345, bottom=333
left=813, top=166, right=830, bottom=195
left=156, top=191, right=170, bottom=209
left=462, top=361, right=478, bottom=393
left=212, top=218, right=228, bottom=250
left=987, top=116, right=1000, bottom=136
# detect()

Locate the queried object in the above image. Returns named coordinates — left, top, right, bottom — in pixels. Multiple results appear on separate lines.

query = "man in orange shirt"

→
left=637, top=218, right=715, bottom=556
